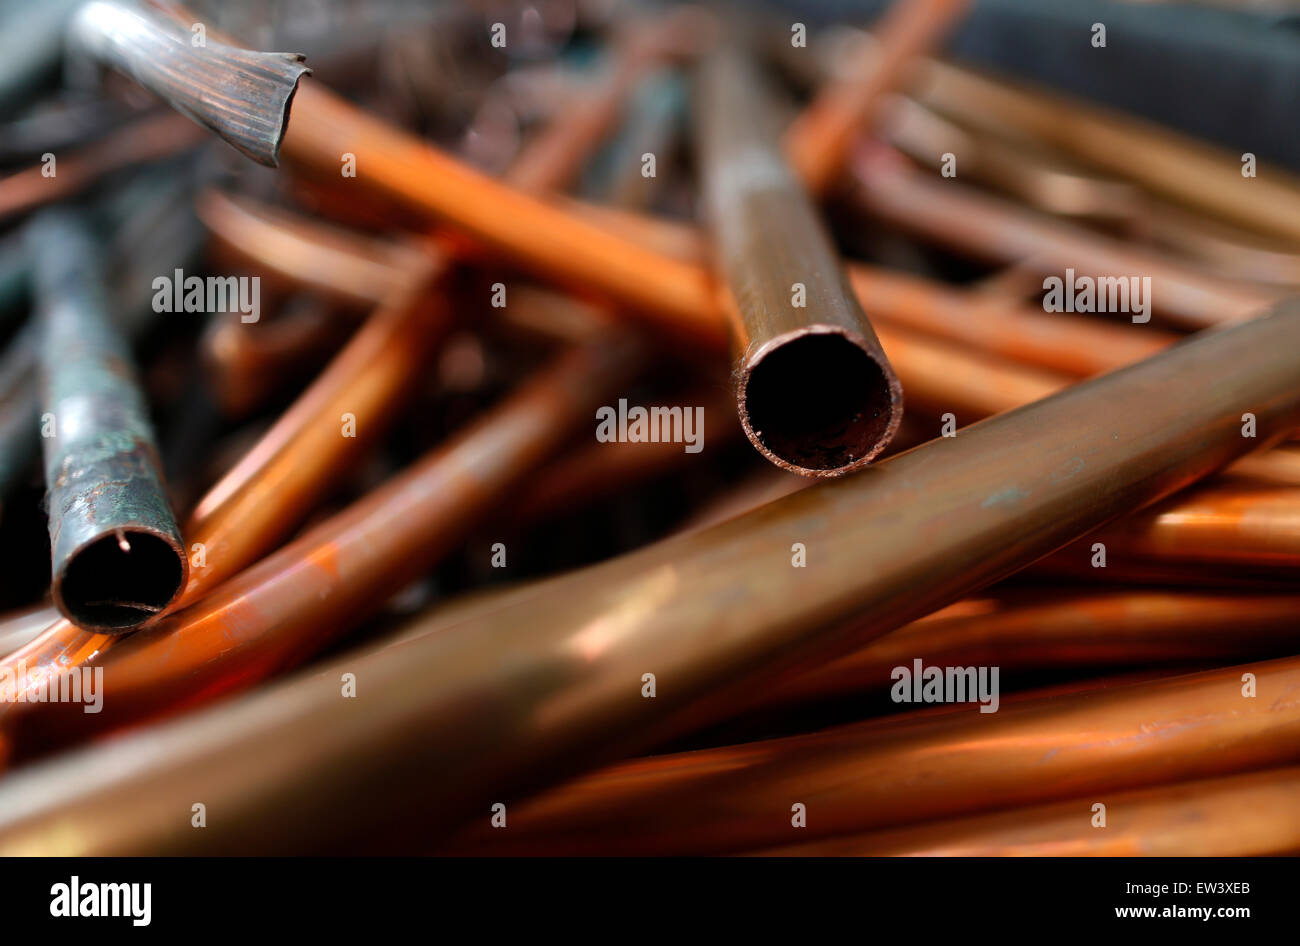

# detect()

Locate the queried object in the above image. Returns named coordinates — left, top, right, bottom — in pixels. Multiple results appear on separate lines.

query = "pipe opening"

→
left=58, top=530, right=185, bottom=631
left=742, top=331, right=897, bottom=474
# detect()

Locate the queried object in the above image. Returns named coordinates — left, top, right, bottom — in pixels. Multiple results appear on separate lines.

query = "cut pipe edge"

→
left=738, top=325, right=903, bottom=477
left=52, top=524, right=187, bottom=632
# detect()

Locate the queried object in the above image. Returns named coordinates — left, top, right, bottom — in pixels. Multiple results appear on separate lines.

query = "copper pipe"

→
left=758, top=767, right=1300, bottom=856
left=68, top=0, right=310, bottom=166
left=445, top=654, right=1300, bottom=855
left=697, top=46, right=901, bottom=476
left=762, top=589, right=1300, bottom=716
left=851, top=145, right=1279, bottom=329
left=912, top=55, right=1300, bottom=247
left=1055, top=482, right=1300, bottom=571
left=29, top=211, right=187, bottom=631
left=7, top=298, right=1298, bottom=845
left=783, top=0, right=969, bottom=197
left=282, top=81, right=724, bottom=347
left=0, top=337, right=641, bottom=766
left=0, top=111, right=201, bottom=223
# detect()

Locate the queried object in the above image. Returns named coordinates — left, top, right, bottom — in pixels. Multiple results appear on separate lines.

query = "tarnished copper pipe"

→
left=758, top=767, right=1300, bottom=856
left=29, top=211, right=187, bottom=631
left=68, top=0, right=310, bottom=166
left=783, top=0, right=969, bottom=197
left=446, top=654, right=1300, bottom=855
left=697, top=46, right=901, bottom=476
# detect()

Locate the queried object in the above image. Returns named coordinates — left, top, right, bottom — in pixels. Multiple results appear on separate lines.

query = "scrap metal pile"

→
left=0, top=0, right=1298, bottom=855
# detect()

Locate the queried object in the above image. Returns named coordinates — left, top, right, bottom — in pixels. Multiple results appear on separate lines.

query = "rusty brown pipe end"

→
left=738, top=325, right=903, bottom=476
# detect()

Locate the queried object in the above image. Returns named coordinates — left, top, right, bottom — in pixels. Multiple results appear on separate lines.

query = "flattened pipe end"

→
left=69, top=1, right=311, bottom=168
left=738, top=326, right=903, bottom=478
left=52, top=523, right=188, bottom=633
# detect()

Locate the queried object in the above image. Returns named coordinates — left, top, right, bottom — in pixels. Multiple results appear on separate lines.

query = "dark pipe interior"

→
left=59, top=531, right=185, bottom=630
left=743, top=333, right=895, bottom=472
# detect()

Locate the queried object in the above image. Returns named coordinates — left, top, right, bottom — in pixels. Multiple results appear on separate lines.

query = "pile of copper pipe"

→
left=2, top=0, right=1300, bottom=859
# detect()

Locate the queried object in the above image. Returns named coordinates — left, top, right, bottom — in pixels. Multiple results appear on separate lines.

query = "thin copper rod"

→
left=783, top=0, right=969, bottom=197
left=445, top=654, right=1300, bottom=855
left=697, top=45, right=901, bottom=476
left=757, top=767, right=1300, bottom=856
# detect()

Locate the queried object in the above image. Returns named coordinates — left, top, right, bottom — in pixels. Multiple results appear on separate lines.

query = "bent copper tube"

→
left=783, top=0, right=969, bottom=197
left=197, top=190, right=418, bottom=309
left=446, top=654, right=1300, bottom=856
left=28, top=211, right=187, bottom=631
left=757, top=767, right=1300, bottom=856
left=851, top=144, right=1279, bottom=329
left=68, top=0, right=310, bottom=167
left=7, top=298, right=1300, bottom=848
left=697, top=47, right=902, bottom=476
left=0, top=336, right=642, bottom=767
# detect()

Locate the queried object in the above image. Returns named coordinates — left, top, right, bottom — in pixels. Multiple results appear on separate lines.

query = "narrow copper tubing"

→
left=756, top=767, right=1300, bottom=856
left=697, top=46, right=901, bottom=476
left=783, top=0, right=970, bottom=198
left=4, top=300, right=1298, bottom=848
left=444, top=654, right=1300, bottom=855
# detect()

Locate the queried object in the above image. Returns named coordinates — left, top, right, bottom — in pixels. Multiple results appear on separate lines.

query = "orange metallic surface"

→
left=757, top=767, right=1300, bottom=856
left=447, top=655, right=1300, bottom=855
left=784, top=0, right=970, bottom=197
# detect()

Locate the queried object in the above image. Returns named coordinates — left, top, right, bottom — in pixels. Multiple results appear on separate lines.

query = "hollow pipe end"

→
left=738, top=325, right=903, bottom=478
left=52, top=524, right=190, bottom=634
